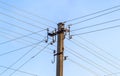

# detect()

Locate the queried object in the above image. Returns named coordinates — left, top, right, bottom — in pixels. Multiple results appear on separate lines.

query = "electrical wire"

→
left=0, top=19, right=47, bottom=44
left=72, top=24, right=120, bottom=36
left=0, top=6, right=55, bottom=28
left=68, top=39, right=120, bottom=70
left=0, top=42, right=43, bottom=57
left=0, top=30, right=47, bottom=50
left=0, top=27, right=41, bottom=41
left=0, top=30, right=34, bottom=44
left=71, top=18, right=120, bottom=32
left=104, top=72, right=120, bottom=76
left=0, top=19, right=46, bottom=36
left=72, top=37, right=120, bottom=68
left=72, top=38, right=120, bottom=68
left=0, top=19, right=33, bottom=32
left=0, top=31, right=54, bottom=53
left=0, top=40, right=43, bottom=76
left=0, top=29, right=45, bottom=45
left=0, top=12, right=45, bottom=29
left=71, top=8, right=120, bottom=25
left=68, top=58, right=98, bottom=76
left=0, top=65, right=39, bottom=76
left=65, top=4, right=120, bottom=23
left=65, top=46, right=112, bottom=73
left=0, top=29, right=54, bottom=52
left=0, top=31, right=54, bottom=57
left=78, top=36, right=120, bottom=63
left=8, top=44, right=49, bottom=76
left=0, top=0, right=56, bottom=24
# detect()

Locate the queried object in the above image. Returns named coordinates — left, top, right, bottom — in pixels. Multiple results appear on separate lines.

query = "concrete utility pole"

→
left=47, top=22, right=68, bottom=76
left=56, top=23, right=65, bottom=76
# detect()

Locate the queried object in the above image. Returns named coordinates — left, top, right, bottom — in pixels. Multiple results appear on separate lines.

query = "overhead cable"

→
left=0, top=6, right=55, bottom=28
left=65, top=4, right=120, bottom=23
left=8, top=44, right=49, bottom=76
left=0, top=65, right=39, bottom=76
left=0, top=12, right=45, bottom=29
left=68, top=58, right=98, bottom=76
left=68, top=40, right=120, bottom=70
left=78, top=36, right=120, bottom=63
left=0, top=42, right=43, bottom=56
left=72, top=8, right=120, bottom=25
left=0, top=41, right=43, bottom=76
left=72, top=24, right=120, bottom=36
left=0, top=29, right=45, bottom=45
left=0, top=27, right=41, bottom=41
left=65, top=46, right=112, bottom=73
left=71, top=18, right=120, bottom=32
left=0, top=0, right=56, bottom=24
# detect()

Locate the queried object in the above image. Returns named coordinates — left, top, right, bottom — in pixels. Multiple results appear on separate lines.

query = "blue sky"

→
left=0, top=0, right=120, bottom=76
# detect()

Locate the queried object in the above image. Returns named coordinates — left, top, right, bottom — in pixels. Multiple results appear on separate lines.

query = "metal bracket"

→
left=54, top=52, right=63, bottom=56
left=68, top=24, right=72, bottom=39
left=64, top=56, right=68, bottom=61
left=45, top=28, right=49, bottom=43
left=51, top=50, right=56, bottom=64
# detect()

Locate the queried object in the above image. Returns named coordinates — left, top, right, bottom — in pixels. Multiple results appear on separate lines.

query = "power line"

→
left=8, top=44, right=49, bottom=76
left=65, top=46, right=112, bottom=73
left=71, top=18, right=120, bottom=32
left=0, top=28, right=44, bottom=41
left=0, top=12, right=45, bottom=29
left=68, top=58, right=98, bottom=76
left=0, top=30, right=54, bottom=52
left=68, top=39, right=120, bottom=70
left=78, top=36, right=120, bottom=63
left=0, top=6, right=55, bottom=28
left=0, top=19, right=46, bottom=34
left=72, top=24, right=120, bottom=36
left=0, top=31, right=54, bottom=58
left=0, top=65, right=39, bottom=76
left=0, top=31, right=54, bottom=53
left=0, top=27, right=41, bottom=41
left=0, top=40, right=43, bottom=76
left=71, top=8, right=120, bottom=25
left=104, top=72, right=120, bottom=76
left=65, top=4, right=120, bottom=22
left=0, top=30, right=46, bottom=48
left=0, top=0, right=56, bottom=24
left=0, top=42, right=43, bottom=56
left=71, top=38, right=120, bottom=69
left=0, top=30, right=35, bottom=44
left=0, top=29, right=45, bottom=45
left=0, top=19, right=46, bottom=40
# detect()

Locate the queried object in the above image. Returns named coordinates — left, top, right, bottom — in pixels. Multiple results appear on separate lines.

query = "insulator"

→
left=53, top=50, right=56, bottom=54
left=64, top=56, right=68, bottom=60
left=45, top=40, right=48, bottom=43
left=45, top=28, right=49, bottom=43
left=50, top=42, right=53, bottom=45
left=69, top=35, right=72, bottom=39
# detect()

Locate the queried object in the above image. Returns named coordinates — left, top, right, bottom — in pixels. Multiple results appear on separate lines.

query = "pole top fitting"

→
left=57, top=22, right=64, bottom=26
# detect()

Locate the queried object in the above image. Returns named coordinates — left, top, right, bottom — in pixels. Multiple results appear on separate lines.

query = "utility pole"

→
left=47, top=22, right=70, bottom=76
left=56, top=23, right=64, bottom=76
